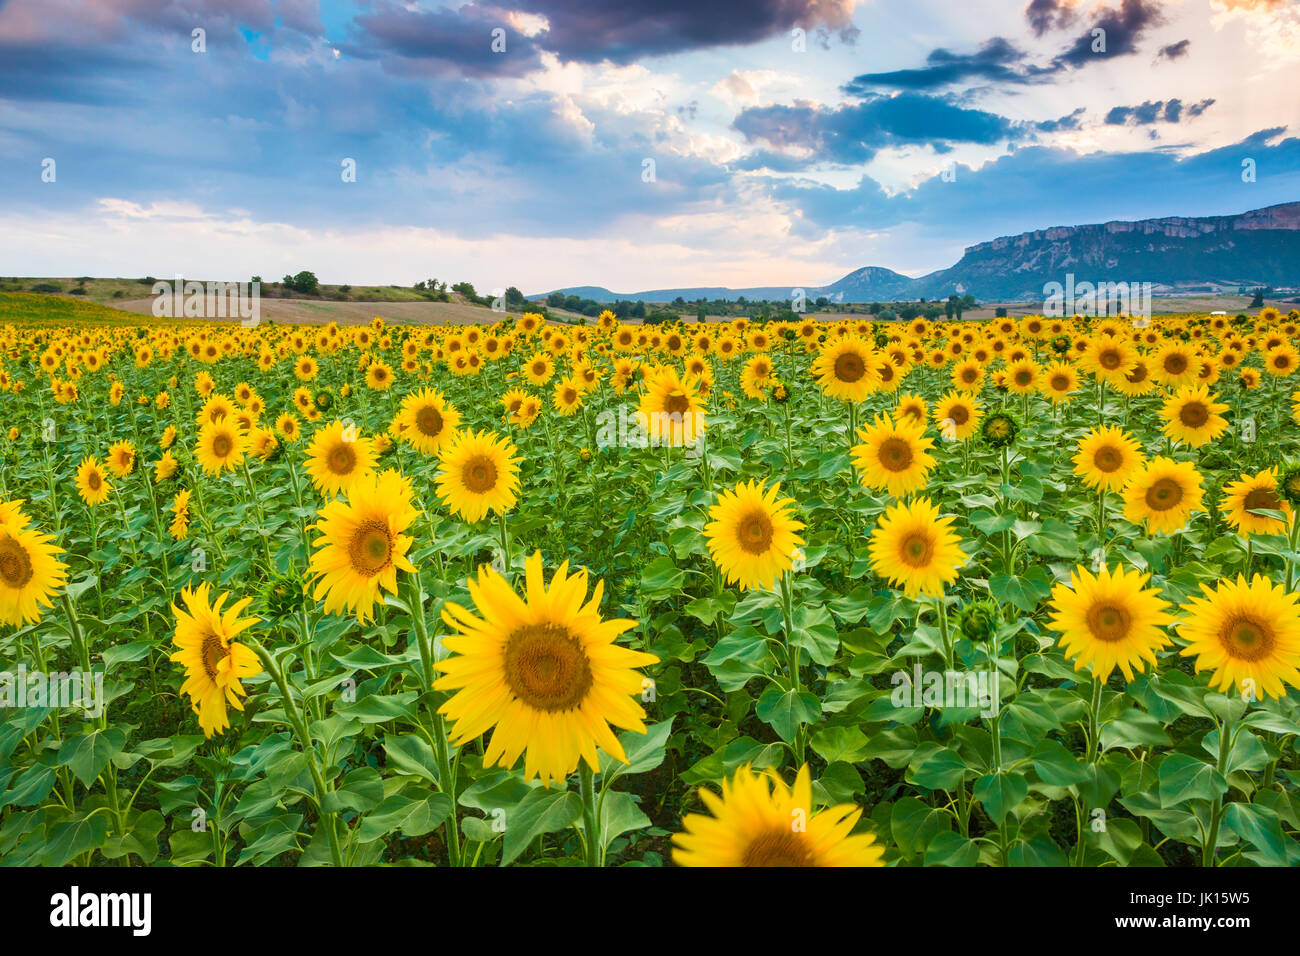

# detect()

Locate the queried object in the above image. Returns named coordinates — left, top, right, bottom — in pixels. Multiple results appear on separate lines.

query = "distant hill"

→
left=532, top=202, right=1300, bottom=304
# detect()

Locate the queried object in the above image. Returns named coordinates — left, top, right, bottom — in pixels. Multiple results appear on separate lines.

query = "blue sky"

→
left=1, top=0, right=1297, bottom=293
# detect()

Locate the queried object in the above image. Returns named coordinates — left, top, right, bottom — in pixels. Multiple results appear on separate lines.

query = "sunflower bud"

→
left=314, top=389, right=335, bottom=411
left=955, top=598, right=1001, bottom=643
left=262, top=570, right=308, bottom=619
left=981, top=412, right=1018, bottom=448
left=1279, top=466, right=1300, bottom=507
left=1050, top=334, right=1070, bottom=355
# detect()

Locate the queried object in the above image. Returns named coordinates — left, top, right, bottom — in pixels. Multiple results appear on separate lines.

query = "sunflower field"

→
left=4, top=304, right=1300, bottom=868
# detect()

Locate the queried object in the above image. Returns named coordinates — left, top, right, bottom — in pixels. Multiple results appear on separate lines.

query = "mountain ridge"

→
left=530, top=202, right=1300, bottom=304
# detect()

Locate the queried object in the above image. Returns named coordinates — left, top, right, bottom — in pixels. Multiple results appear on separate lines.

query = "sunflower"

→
left=434, top=550, right=658, bottom=787
left=851, top=413, right=935, bottom=498
left=523, top=352, right=555, bottom=386
left=195, top=419, right=247, bottom=476
left=1151, top=343, right=1198, bottom=388
left=673, top=764, right=885, bottom=867
left=309, top=469, right=419, bottom=622
left=294, top=355, right=319, bottom=381
left=894, top=393, right=927, bottom=425
left=1160, top=384, right=1229, bottom=448
left=636, top=367, right=706, bottom=447
left=1040, top=362, right=1079, bottom=403
left=552, top=377, right=584, bottom=415
left=436, top=429, right=521, bottom=522
left=932, top=391, right=982, bottom=441
left=0, top=520, right=68, bottom=626
left=704, top=479, right=805, bottom=592
left=365, top=360, right=394, bottom=391
left=75, top=456, right=112, bottom=506
left=169, top=489, right=191, bottom=541
left=107, top=440, right=136, bottom=477
left=1072, top=425, right=1145, bottom=492
left=154, top=449, right=179, bottom=482
left=1177, top=575, right=1300, bottom=701
left=1122, top=456, right=1204, bottom=534
left=1265, top=343, right=1299, bottom=377
left=1047, top=563, right=1173, bottom=682
left=398, top=388, right=460, bottom=456
left=304, top=420, right=376, bottom=496
left=1221, top=468, right=1292, bottom=536
left=1079, top=337, right=1136, bottom=383
left=810, top=335, right=878, bottom=403
left=950, top=358, right=985, bottom=392
left=1113, top=356, right=1157, bottom=397
left=275, top=412, right=301, bottom=443
left=1004, top=358, right=1040, bottom=394
left=740, top=354, right=776, bottom=399
left=168, top=584, right=262, bottom=738
left=868, top=496, right=965, bottom=598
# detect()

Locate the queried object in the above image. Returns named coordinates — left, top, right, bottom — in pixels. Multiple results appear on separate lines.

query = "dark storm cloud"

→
left=841, top=38, right=1051, bottom=93
left=1157, top=38, right=1191, bottom=60
left=732, top=94, right=1021, bottom=165
left=1105, top=98, right=1215, bottom=126
left=1050, top=0, right=1166, bottom=68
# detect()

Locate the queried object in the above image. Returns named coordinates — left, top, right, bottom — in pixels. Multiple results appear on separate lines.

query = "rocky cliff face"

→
left=906, top=202, right=1300, bottom=300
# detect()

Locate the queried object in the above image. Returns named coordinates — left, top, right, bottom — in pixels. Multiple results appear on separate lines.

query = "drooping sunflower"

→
left=673, top=764, right=885, bottom=867
left=704, top=479, right=806, bottom=592
left=1047, top=563, right=1173, bottom=682
left=309, top=469, right=419, bottom=622
left=195, top=419, right=247, bottom=476
left=0, top=521, right=69, bottom=626
left=168, top=583, right=263, bottom=738
left=932, top=390, right=982, bottom=441
left=1072, top=425, right=1145, bottom=492
left=1122, top=456, right=1204, bottom=534
left=436, top=429, right=521, bottom=522
left=154, top=449, right=179, bottom=482
left=1160, top=384, right=1229, bottom=448
left=851, top=413, right=935, bottom=498
left=169, top=489, right=191, bottom=541
left=397, top=387, right=461, bottom=456
left=434, top=550, right=659, bottom=788
left=75, top=456, right=112, bottom=506
left=304, top=420, right=376, bottom=496
left=810, top=335, right=878, bottom=403
left=1221, top=468, right=1292, bottom=536
left=1177, top=575, right=1300, bottom=701
left=868, top=496, right=965, bottom=598
left=107, top=440, right=136, bottom=477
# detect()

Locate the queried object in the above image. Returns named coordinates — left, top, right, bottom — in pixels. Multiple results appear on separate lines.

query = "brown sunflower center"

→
left=1145, top=477, right=1184, bottom=511
left=834, top=351, right=865, bottom=383
left=1086, top=603, right=1131, bottom=642
left=948, top=404, right=970, bottom=425
left=348, top=520, right=393, bottom=575
left=327, top=441, right=357, bottom=475
left=1220, top=616, right=1276, bottom=662
left=1126, top=363, right=1149, bottom=384
left=87, top=471, right=102, bottom=490
left=898, top=532, right=934, bottom=568
left=742, top=828, right=812, bottom=867
left=502, top=623, right=593, bottom=711
left=878, top=437, right=914, bottom=472
left=200, top=632, right=226, bottom=681
left=961, top=368, right=978, bottom=383
left=462, top=455, right=499, bottom=494
left=735, top=508, right=775, bottom=555
left=415, top=405, right=444, bottom=437
left=0, top=536, right=33, bottom=589
left=212, top=433, right=233, bottom=459
left=663, top=391, right=691, bottom=415
left=1179, top=401, right=1209, bottom=428
left=1243, top=488, right=1282, bottom=513
left=1094, top=445, right=1123, bottom=473
left=1051, top=374, right=1070, bottom=391
left=1099, top=349, right=1121, bottom=370
left=1164, top=354, right=1188, bottom=374
left=1014, top=370, right=1032, bottom=387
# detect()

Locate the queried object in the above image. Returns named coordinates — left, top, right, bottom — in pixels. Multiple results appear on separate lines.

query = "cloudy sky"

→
left=1, top=0, right=1298, bottom=293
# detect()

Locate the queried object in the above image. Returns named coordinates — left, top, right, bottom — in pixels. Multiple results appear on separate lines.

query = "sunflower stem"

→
left=579, top=761, right=601, bottom=867
left=1086, top=675, right=1104, bottom=764
left=247, top=639, right=345, bottom=868
left=1202, top=715, right=1233, bottom=867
